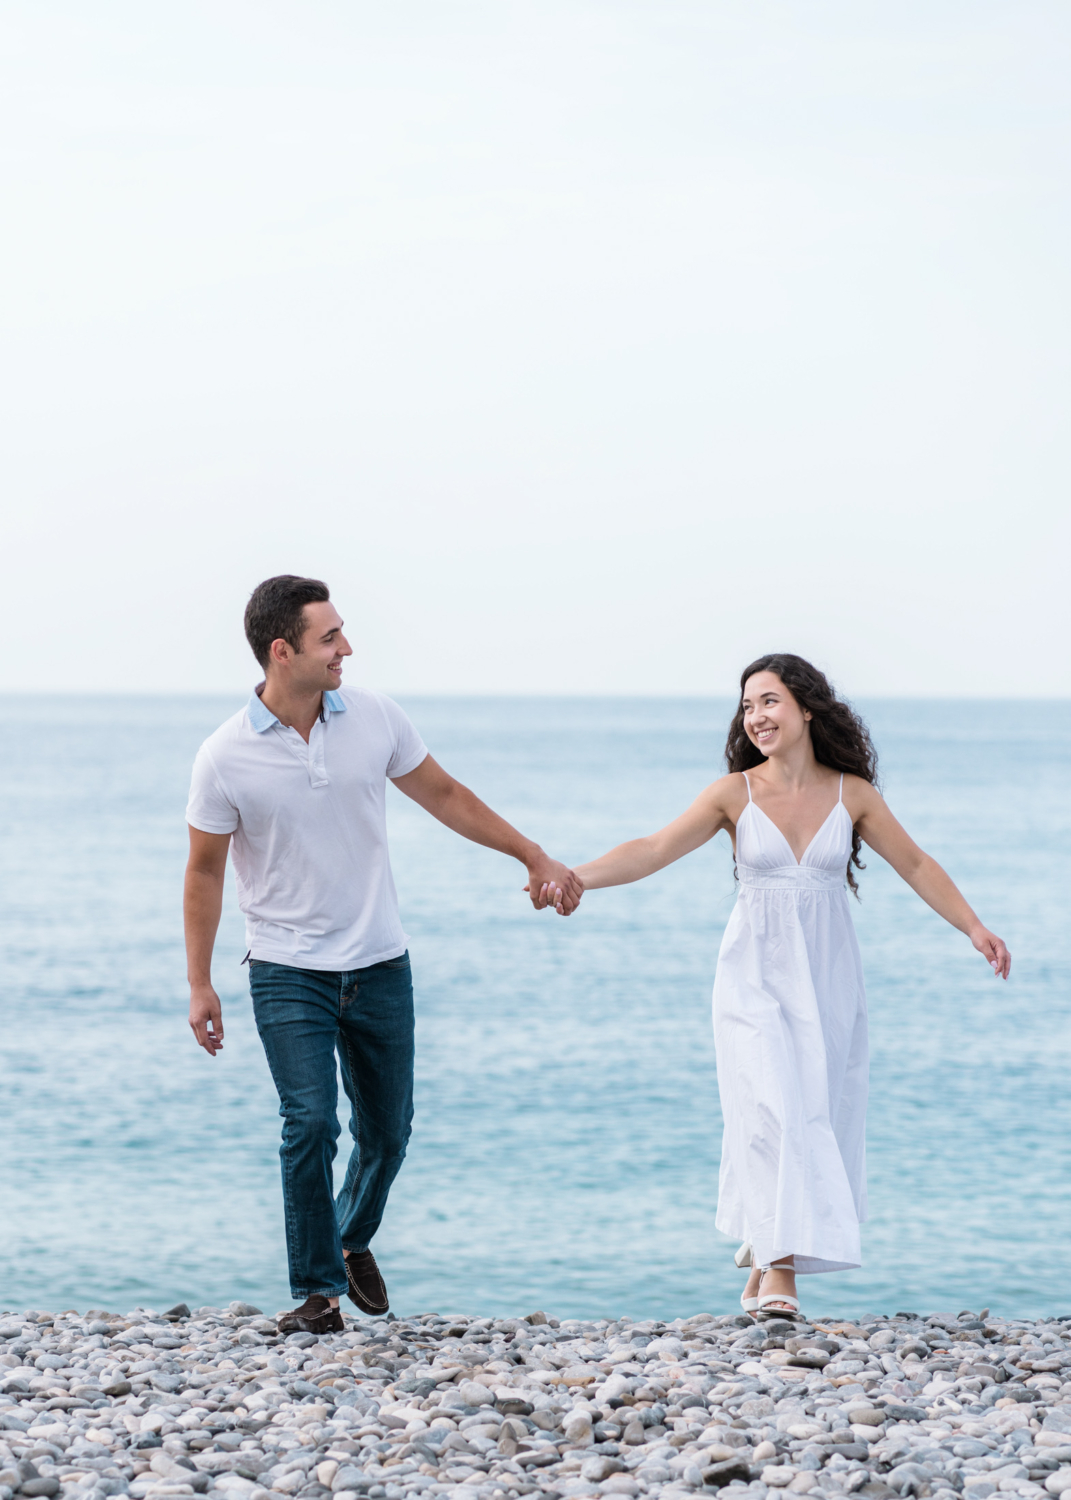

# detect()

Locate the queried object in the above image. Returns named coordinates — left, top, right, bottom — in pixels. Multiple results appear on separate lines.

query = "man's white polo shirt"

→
left=186, top=685, right=428, bottom=971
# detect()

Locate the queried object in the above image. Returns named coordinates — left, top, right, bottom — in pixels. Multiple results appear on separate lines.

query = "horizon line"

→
left=0, top=688, right=1067, bottom=703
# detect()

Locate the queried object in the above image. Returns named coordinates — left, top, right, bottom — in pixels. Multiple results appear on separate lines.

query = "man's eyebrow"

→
left=320, top=622, right=343, bottom=639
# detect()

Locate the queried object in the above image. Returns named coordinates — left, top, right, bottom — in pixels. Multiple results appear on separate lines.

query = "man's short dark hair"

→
left=244, top=575, right=331, bottom=670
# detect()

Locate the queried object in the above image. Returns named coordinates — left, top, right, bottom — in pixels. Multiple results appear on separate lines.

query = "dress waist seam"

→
left=736, top=863, right=846, bottom=892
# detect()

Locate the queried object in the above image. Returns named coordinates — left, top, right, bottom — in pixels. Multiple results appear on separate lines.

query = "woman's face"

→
left=741, top=671, right=812, bottom=758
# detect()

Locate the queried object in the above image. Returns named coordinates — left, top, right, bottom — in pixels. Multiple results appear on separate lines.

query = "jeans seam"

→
left=340, top=1029, right=365, bottom=1230
left=253, top=996, right=309, bottom=1298
left=340, top=969, right=368, bottom=1256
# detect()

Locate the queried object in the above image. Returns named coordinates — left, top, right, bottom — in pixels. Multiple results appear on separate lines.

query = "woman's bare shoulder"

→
left=698, top=770, right=750, bottom=819
left=841, top=772, right=884, bottom=813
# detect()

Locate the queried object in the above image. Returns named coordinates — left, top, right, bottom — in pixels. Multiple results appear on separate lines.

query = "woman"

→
left=543, top=654, right=1011, bottom=1321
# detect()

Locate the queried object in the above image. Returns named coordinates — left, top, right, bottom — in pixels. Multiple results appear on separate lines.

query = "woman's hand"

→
left=535, top=880, right=572, bottom=915
left=971, top=924, right=1011, bottom=979
left=523, top=879, right=577, bottom=915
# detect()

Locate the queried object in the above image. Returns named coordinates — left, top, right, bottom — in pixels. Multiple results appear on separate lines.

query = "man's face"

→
left=282, top=600, right=352, bottom=691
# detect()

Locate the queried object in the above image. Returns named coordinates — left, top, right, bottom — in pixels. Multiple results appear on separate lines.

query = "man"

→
left=184, top=575, right=580, bottom=1335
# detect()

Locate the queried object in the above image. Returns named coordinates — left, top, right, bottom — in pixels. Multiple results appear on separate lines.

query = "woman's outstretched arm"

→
left=850, top=778, right=1012, bottom=978
left=570, top=776, right=739, bottom=892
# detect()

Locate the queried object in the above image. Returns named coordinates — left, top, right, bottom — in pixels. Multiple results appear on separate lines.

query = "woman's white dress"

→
left=713, top=773, right=868, bottom=1274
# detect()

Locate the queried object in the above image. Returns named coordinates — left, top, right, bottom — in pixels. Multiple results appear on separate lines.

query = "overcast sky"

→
left=3, top=1, right=1068, bottom=696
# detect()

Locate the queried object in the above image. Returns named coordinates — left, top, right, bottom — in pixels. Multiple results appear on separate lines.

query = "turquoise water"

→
left=1, top=695, right=1068, bottom=1321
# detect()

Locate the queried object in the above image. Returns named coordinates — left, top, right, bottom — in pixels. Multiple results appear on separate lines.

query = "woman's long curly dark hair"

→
left=725, top=653, right=878, bottom=895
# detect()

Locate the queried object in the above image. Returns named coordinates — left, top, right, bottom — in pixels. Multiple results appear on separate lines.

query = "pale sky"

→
left=3, top=1, right=1068, bottom=696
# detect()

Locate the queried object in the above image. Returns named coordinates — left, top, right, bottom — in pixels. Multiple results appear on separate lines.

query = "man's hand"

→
left=523, top=855, right=583, bottom=915
left=190, top=983, right=225, bottom=1055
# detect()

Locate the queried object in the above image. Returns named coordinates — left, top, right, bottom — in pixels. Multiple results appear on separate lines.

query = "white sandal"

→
left=756, top=1261, right=804, bottom=1323
left=735, top=1243, right=759, bottom=1317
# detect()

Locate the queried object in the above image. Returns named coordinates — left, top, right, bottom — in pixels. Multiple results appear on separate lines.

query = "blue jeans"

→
left=249, top=954, right=415, bottom=1300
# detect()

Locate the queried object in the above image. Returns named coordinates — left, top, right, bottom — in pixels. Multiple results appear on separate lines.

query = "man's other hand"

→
left=523, top=856, right=583, bottom=915
left=190, top=984, right=225, bottom=1055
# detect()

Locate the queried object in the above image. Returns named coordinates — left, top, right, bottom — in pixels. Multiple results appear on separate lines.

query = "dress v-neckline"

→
left=746, top=799, right=843, bottom=867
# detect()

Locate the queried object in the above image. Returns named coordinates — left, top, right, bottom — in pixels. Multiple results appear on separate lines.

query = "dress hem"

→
left=715, top=1226, right=861, bottom=1276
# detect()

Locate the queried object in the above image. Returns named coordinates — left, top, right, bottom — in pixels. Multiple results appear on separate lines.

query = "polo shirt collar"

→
left=247, top=685, right=347, bottom=734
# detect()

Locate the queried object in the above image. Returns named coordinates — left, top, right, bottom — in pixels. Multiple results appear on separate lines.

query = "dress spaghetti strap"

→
left=743, top=772, right=753, bottom=802
left=838, top=773, right=844, bottom=804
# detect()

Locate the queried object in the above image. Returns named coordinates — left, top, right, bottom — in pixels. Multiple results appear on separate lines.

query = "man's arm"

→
left=390, top=755, right=583, bottom=914
left=184, top=827, right=232, bottom=1053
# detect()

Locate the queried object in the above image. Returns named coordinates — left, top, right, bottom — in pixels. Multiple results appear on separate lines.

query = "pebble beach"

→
left=3, top=1306, right=1071, bottom=1500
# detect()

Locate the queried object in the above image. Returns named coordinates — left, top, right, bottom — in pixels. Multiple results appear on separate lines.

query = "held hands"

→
left=971, top=925, right=1011, bottom=979
left=523, top=853, right=584, bottom=916
left=189, top=984, right=225, bottom=1055
left=536, top=880, right=576, bottom=915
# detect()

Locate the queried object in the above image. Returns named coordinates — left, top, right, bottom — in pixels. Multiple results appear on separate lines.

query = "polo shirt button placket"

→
left=310, top=721, right=329, bottom=790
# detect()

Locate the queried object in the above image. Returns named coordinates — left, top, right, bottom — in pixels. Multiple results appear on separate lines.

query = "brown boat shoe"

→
left=344, top=1248, right=389, bottom=1315
left=276, top=1295, right=345, bottom=1335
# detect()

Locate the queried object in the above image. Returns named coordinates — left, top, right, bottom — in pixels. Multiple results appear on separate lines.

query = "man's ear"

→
left=269, top=637, right=291, bottom=666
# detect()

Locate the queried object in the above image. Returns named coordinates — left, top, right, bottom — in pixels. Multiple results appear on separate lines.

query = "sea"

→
left=1, top=695, right=1069, bottom=1323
